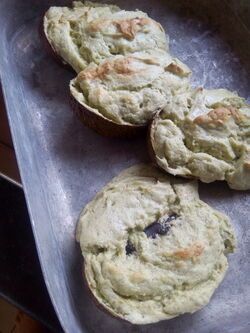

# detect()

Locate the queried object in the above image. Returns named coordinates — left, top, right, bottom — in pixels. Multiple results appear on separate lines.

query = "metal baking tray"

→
left=0, top=0, right=249, bottom=332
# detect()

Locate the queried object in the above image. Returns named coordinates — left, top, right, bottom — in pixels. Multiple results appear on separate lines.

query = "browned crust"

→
left=39, top=16, right=75, bottom=72
left=165, top=63, right=186, bottom=77
left=81, top=263, right=129, bottom=323
left=70, top=92, right=147, bottom=138
left=78, top=56, right=146, bottom=80
left=114, top=17, right=150, bottom=39
left=193, top=106, right=242, bottom=127
left=148, top=110, right=197, bottom=180
left=88, top=17, right=151, bottom=39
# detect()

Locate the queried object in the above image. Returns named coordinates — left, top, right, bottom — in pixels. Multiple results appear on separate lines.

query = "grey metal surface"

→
left=0, top=0, right=249, bottom=332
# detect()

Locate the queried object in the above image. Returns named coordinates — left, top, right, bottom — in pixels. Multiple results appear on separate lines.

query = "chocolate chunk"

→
left=144, top=222, right=170, bottom=238
left=126, top=241, right=136, bottom=255
left=144, top=214, right=178, bottom=239
left=125, top=214, right=179, bottom=253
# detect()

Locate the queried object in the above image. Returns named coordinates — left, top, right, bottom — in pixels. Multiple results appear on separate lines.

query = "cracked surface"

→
left=150, top=88, right=250, bottom=190
left=70, top=53, right=190, bottom=125
left=76, top=164, right=236, bottom=324
left=43, top=1, right=168, bottom=73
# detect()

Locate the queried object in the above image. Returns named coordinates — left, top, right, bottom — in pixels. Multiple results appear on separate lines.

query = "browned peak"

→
left=78, top=56, right=139, bottom=80
left=114, top=17, right=150, bottom=39
left=165, top=63, right=187, bottom=77
left=194, top=106, right=242, bottom=127
left=88, top=17, right=160, bottom=39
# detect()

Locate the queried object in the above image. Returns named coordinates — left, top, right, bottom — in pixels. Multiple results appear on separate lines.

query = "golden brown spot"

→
left=88, top=17, right=155, bottom=39
left=78, top=57, right=141, bottom=80
left=115, top=17, right=149, bottom=39
left=194, top=106, right=242, bottom=127
left=165, top=63, right=187, bottom=77
left=173, top=243, right=204, bottom=260
left=88, top=19, right=111, bottom=32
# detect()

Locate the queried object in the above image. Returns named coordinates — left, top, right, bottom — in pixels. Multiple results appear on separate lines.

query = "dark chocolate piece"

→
left=143, top=214, right=178, bottom=239
left=125, top=241, right=136, bottom=255
left=125, top=214, right=179, bottom=253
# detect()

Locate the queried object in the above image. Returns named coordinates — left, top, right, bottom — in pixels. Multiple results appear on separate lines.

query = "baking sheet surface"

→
left=0, top=0, right=250, bottom=332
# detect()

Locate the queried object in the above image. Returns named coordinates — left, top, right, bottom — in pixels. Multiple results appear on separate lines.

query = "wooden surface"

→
left=0, top=87, right=21, bottom=184
left=0, top=298, right=52, bottom=333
